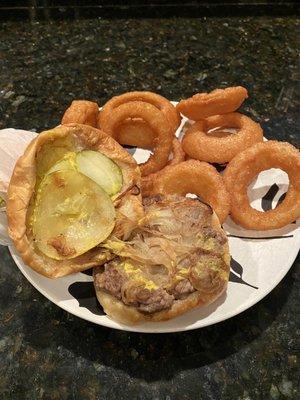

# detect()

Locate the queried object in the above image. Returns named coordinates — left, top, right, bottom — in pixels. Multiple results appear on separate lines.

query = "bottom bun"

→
left=95, top=281, right=228, bottom=325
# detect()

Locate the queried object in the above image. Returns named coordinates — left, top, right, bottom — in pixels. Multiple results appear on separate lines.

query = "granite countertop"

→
left=0, top=16, right=299, bottom=400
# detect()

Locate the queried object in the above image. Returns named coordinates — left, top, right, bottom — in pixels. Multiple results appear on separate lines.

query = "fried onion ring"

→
left=182, top=113, right=263, bottom=164
left=223, top=141, right=300, bottom=230
left=153, top=160, right=230, bottom=223
left=168, top=137, right=186, bottom=166
left=99, top=91, right=181, bottom=134
left=62, top=100, right=99, bottom=127
left=101, top=101, right=173, bottom=176
left=141, top=138, right=186, bottom=196
left=177, top=86, right=248, bottom=120
left=117, top=119, right=155, bottom=150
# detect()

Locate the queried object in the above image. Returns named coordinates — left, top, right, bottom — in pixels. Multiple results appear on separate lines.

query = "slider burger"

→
left=94, top=195, right=230, bottom=324
left=6, top=124, right=142, bottom=278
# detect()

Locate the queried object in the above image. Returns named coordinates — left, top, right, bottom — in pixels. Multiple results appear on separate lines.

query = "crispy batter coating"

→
left=182, top=113, right=263, bottom=164
left=224, top=141, right=300, bottom=230
left=141, top=138, right=185, bottom=196
left=177, top=86, right=248, bottom=120
left=99, top=101, right=173, bottom=176
left=153, top=160, right=230, bottom=223
left=62, top=100, right=99, bottom=127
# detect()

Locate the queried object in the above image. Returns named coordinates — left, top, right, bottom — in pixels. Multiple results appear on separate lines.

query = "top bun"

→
left=7, top=124, right=142, bottom=278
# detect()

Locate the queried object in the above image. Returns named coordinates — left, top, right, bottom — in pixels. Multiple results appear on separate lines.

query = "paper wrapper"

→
left=0, top=128, right=37, bottom=245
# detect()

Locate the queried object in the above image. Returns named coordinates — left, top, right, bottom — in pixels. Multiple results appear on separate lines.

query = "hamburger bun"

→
left=7, top=124, right=142, bottom=278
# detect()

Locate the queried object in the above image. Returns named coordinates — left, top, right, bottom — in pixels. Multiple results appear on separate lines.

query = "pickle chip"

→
left=76, top=150, right=123, bottom=196
left=48, top=150, right=123, bottom=197
left=32, top=169, right=116, bottom=260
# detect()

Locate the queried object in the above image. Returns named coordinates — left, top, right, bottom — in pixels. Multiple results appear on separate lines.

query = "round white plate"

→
left=7, top=111, right=300, bottom=333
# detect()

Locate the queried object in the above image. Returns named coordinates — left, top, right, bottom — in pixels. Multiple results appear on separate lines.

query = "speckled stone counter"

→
left=0, top=17, right=299, bottom=400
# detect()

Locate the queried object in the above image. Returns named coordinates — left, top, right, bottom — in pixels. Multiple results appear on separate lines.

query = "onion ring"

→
left=223, top=141, right=300, bottom=230
left=177, top=86, right=248, bottom=120
left=117, top=119, right=155, bottom=150
left=62, top=100, right=99, bottom=127
left=141, top=138, right=185, bottom=196
left=168, top=137, right=186, bottom=166
left=101, top=101, right=173, bottom=176
left=99, top=91, right=181, bottom=135
left=182, top=113, right=263, bottom=164
left=153, top=160, right=230, bottom=223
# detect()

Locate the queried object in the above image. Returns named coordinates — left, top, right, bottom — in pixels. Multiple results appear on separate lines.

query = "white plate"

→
left=7, top=110, right=300, bottom=333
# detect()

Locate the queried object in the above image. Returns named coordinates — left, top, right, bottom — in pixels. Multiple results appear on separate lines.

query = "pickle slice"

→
left=32, top=169, right=115, bottom=260
left=76, top=150, right=123, bottom=196
left=47, top=150, right=123, bottom=197
left=47, top=152, right=77, bottom=175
